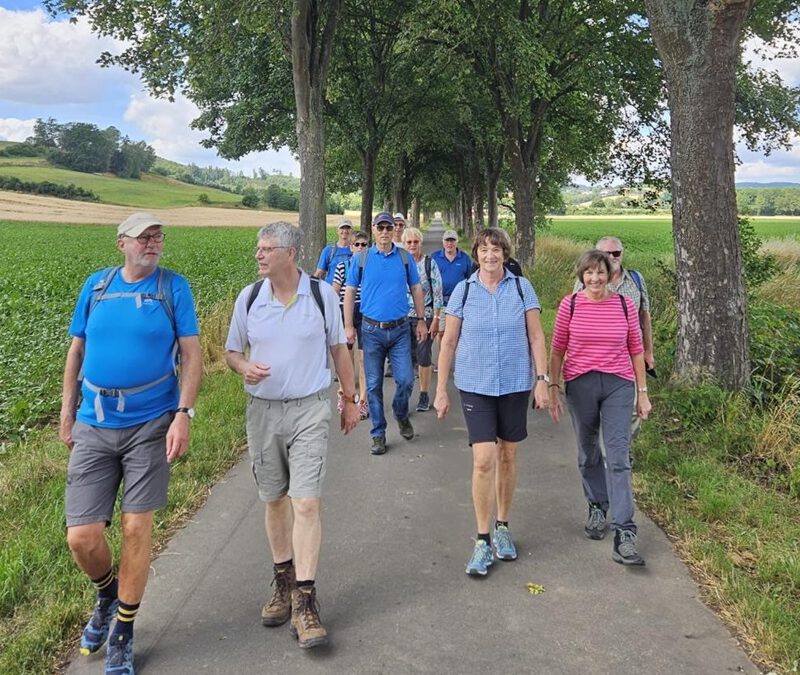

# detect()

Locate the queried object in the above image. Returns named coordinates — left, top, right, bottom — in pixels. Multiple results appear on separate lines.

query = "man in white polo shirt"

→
left=225, top=222, right=359, bottom=650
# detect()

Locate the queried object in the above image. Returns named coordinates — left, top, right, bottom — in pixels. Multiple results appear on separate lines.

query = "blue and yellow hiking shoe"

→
left=465, top=540, right=494, bottom=576
left=105, top=633, right=135, bottom=675
left=492, top=525, right=518, bottom=561
left=79, top=597, right=119, bottom=655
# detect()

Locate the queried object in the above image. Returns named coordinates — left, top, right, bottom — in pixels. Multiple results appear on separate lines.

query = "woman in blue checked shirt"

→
left=434, top=228, right=549, bottom=578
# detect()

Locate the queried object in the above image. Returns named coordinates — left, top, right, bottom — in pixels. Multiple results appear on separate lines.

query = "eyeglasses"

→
left=607, top=250, right=623, bottom=258
left=126, top=232, right=165, bottom=245
left=352, top=242, right=368, bottom=248
left=255, top=246, right=289, bottom=255
left=375, top=224, right=394, bottom=232
left=406, top=240, right=421, bottom=244
left=444, top=238, right=457, bottom=242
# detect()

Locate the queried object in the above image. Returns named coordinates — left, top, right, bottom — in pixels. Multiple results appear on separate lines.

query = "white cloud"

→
left=742, top=37, right=800, bottom=85
left=123, top=90, right=299, bottom=174
left=0, top=8, right=134, bottom=105
left=0, top=117, right=36, bottom=142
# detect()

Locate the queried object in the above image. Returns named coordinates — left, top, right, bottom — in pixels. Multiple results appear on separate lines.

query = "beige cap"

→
left=442, top=230, right=458, bottom=241
left=118, top=212, right=163, bottom=238
left=337, top=219, right=353, bottom=229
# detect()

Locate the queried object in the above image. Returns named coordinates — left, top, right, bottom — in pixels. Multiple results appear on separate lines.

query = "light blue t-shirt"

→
left=446, top=269, right=541, bottom=396
left=345, top=245, right=420, bottom=321
left=68, top=267, right=200, bottom=428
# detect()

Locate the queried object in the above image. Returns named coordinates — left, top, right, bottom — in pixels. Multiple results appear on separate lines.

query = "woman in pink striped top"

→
left=549, top=250, right=651, bottom=566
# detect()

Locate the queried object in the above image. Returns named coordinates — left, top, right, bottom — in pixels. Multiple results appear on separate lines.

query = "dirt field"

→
left=0, top=190, right=348, bottom=228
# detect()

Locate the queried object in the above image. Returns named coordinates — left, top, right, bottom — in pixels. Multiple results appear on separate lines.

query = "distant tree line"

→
left=737, top=188, right=800, bottom=216
left=28, top=118, right=156, bottom=178
left=0, top=175, right=99, bottom=201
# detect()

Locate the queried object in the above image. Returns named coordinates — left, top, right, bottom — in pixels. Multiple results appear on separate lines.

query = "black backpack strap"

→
left=569, top=293, right=577, bottom=320
left=309, top=277, right=327, bottom=335
left=460, top=279, right=471, bottom=312
left=246, top=279, right=265, bottom=314
left=619, top=293, right=629, bottom=321
left=424, top=255, right=433, bottom=309
left=514, top=276, right=523, bottom=303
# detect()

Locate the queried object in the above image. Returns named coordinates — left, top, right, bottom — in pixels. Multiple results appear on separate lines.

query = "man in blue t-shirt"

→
left=431, top=229, right=471, bottom=306
left=314, top=218, right=354, bottom=283
left=343, top=211, right=427, bottom=455
left=59, top=212, right=202, bottom=675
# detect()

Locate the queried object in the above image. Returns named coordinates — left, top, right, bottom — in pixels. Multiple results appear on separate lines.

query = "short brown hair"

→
left=471, top=228, right=510, bottom=263
left=575, top=249, right=612, bottom=282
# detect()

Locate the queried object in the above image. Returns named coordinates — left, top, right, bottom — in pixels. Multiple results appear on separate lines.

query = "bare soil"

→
left=0, top=190, right=346, bottom=228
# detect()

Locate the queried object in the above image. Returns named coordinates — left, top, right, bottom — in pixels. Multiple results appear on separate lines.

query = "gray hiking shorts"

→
left=245, top=391, right=331, bottom=502
left=65, top=411, right=172, bottom=527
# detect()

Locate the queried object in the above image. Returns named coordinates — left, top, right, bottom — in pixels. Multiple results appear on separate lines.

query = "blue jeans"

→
left=361, top=321, right=414, bottom=437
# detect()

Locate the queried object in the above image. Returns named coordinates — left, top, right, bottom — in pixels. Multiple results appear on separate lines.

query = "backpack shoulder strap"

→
left=424, top=255, right=433, bottom=308
left=629, top=269, right=644, bottom=309
left=357, top=250, right=368, bottom=285
left=514, top=276, right=524, bottom=303
left=156, top=267, right=176, bottom=333
left=87, top=266, right=120, bottom=317
left=460, top=280, right=472, bottom=311
left=246, top=279, right=265, bottom=314
left=569, top=292, right=578, bottom=320
left=397, top=247, right=412, bottom=286
left=309, top=277, right=328, bottom=335
left=619, top=292, right=629, bottom=321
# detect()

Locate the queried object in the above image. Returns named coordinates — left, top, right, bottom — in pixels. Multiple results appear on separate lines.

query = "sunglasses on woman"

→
left=352, top=242, right=368, bottom=248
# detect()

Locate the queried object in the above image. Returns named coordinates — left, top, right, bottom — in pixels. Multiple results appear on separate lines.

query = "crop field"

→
left=0, top=221, right=260, bottom=440
left=0, top=164, right=241, bottom=208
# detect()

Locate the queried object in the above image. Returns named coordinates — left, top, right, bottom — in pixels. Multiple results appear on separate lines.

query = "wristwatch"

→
left=340, top=393, right=360, bottom=404
left=535, top=374, right=551, bottom=383
left=176, top=407, right=195, bottom=419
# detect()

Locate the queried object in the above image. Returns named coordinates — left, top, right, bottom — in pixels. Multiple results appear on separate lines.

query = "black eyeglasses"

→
left=607, top=250, right=622, bottom=258
left=375, top=224, right=394, bottom=232
left=126, top=232, right=165, bottom=245
left=352, top=242, right=368, bottom=248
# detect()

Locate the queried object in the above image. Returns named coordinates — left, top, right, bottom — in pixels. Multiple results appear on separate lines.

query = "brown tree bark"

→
left=292, top=0, right=341, bottom=270
left=645, top=0, right=752, bottom=389
left=359, top=142, right=378, bottom=232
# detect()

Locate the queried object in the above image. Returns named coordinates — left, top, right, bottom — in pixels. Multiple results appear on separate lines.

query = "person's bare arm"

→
left=434, top=316, right=461, bottom=419
left=525, top=309, right=550, bottom=410
left=640, top=309, right=654, bottom=369
left=343, top=286, right=357, bottom=344
left=166, top=335, right=202, bottom=462
left=59, top=337, right=85, bottom=450
left=330, top=343, right=359, bottom=434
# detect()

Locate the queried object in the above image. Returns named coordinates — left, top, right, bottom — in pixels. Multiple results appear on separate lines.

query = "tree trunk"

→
left=486, top=143, right=503, bottom=228
left=505, top=133, right=536, bottom=267
left=646, top=0, right=752, bottom=389
left=291, top=0, right=341, bottom=271
left=410, top=198, right=420, bottom=228
left=360, top=144, right=377, bottom=233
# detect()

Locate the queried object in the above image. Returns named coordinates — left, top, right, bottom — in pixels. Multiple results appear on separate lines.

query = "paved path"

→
left=67, top=381, right=759, bottom=674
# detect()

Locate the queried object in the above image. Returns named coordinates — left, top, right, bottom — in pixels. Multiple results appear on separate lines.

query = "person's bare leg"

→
left=266, top=495, right=294, bottom=563
left=117, top=511, right=155, bottom=604
left=291, top=498, right=321, bottom=580
left=67, top=522, right=112, bottom=580
left=471, top=442, right=497, bottom=533
left=419, top=365, right=432, bottom=393
left=495, top=440, right=518, bottom=522
left=357, top=349, right=367, bottom=401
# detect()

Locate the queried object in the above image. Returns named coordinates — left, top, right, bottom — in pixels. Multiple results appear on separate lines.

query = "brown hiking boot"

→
left=261, top=564, right=296, bottom=626
left=289, top=586, right=328, bottom=648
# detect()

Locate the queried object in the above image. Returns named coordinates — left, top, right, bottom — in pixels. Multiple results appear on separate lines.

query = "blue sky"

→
left=1, top=2, right=798, bottom=182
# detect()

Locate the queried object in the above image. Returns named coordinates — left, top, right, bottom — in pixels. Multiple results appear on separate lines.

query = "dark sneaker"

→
left=492, top=525, right=518, bottom=560
left=612, top=529, right=645, bottom=566
left=398, top=418, right=414, bottom=440
left=415, top=392, right=431, bottom=412
left=80, top=596, right=119, bottom=655
left=289, top=587, right=328, bottom=649
left=370, top=435, right=387, bottom=455
left=585, top=503, right=608, bottom=540
left=105, top=633, right=134, bottom=675
left=261, top=563, right=296, bottom=626
left=465, top=540, right=494, bottom=576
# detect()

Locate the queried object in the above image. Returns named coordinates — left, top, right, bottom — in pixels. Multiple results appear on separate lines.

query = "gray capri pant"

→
left=565, top=371, right=637, bottom=533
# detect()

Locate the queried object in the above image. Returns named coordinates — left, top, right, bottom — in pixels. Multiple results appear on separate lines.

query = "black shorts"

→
left=458, top=389, right=530, bottom=445
left=410, top=317, right=433, bottom=367
left=340, top=305, right=363, bottom=350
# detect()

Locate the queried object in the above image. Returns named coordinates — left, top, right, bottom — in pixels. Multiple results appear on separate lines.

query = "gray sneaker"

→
left=584, top=503, right=607, bottom=540
left=612, top=529, right=645, bottom=566
left=415, top=392, right=431, bottom=412
left=370, top=435, right=387, bottom=455
left=398, top=418, right=414, bottom=440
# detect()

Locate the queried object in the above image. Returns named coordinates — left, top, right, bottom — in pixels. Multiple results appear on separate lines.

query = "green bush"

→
left=0, top=176, right=98, bottom=202
left=197, top=192, right=210, bottom=204
left=749, top=301, right=800, bottom=403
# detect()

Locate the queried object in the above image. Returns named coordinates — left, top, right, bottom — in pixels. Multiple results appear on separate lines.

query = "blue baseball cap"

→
left=372, top=211, right=394, bottom=226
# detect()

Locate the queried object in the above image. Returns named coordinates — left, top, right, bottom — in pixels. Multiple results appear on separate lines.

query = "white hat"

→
left=442, top=230, right=458, bottom=241
left=118, top=212, right=163, bottom=238
left=393, top=212, right=406, bottom=224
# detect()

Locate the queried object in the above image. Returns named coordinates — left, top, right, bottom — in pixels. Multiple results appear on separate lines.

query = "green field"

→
left=0, top=164, right=242, bottom=208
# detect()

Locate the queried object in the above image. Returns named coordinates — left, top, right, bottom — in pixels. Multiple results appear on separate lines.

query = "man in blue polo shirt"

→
left=314, top=219, right=353, bottom=283
left=343, top=212, right=427, bottom=455
left=431, top=229, right=471, bottom=308
left=59, top=212, right=202, bottom=675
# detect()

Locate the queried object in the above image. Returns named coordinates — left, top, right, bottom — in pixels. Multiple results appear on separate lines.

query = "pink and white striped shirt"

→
left=551, top=292, right=643, bottom=382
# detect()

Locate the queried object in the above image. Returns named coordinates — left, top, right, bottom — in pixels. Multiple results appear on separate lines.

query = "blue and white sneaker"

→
left=79, top=597, right=119, bottom=655
left=105, top=633, right=135, bottom=675
left=493, top=525, right=518, bottom=561
left=465, top=540, right=494, bottom=576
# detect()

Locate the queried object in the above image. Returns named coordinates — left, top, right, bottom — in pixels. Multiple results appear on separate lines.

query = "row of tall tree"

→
left=30, top=118, right=156, bottom=178
left=46, top=0, right=800, bottom=390
left=738, top=187, right=800, bottom=216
